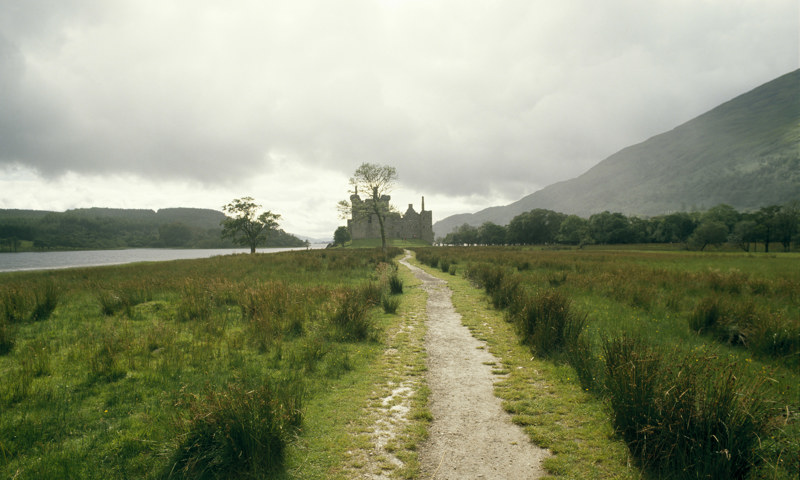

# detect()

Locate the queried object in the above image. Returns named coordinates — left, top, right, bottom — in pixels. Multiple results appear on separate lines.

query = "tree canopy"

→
left=221, top=197, right=282, bottom=254
left=439, top=202, right=800, bottom=252
left=338, top=163, right=398, bottom=252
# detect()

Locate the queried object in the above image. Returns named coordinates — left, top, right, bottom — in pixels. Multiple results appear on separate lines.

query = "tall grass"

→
left=1, top=280, right=60, bottom=323
left=602, top=336, right=769, bottom=478
left=507, top=288, right=586, bottom=358
left=413, top=246, right=799, bottom=479
left=329, top=284, right=379, bottom=341
left=0, top=247, right=403, bottom=478
left=165, top=379, right=303, bottom=479
left=0, top=317, right=13, bottom=354
left=690, top=295, right=800, bottom=366
left=464, top=262, right=585, bottom=357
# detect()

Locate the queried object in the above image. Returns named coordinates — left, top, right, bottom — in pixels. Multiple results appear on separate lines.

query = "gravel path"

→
left=399, top=255, right=549, bottom=479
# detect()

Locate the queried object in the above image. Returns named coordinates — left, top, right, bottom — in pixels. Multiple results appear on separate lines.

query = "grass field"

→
left=0, top=247, right=421, bottom=479
left=2, top=245, right=797, bottom=479
left=413, top=246, right=798, bottom=479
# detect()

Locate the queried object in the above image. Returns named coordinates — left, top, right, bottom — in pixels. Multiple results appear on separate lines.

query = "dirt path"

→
left=399, top=254, right=549, bottom=479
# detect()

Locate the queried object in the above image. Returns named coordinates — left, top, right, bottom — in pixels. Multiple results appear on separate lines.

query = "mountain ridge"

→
left=434, top=69, right=800, bottom=238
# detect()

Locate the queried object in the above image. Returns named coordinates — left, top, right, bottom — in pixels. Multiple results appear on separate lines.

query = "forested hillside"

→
left=435, top=69, right=800, bottom=237
left=0, top=207, right=305, bottom=251
left=440, top=202, right=799, bottom=253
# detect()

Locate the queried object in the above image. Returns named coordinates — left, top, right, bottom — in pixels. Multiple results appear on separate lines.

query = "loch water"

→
left=0, top=245, right=327, bottom=273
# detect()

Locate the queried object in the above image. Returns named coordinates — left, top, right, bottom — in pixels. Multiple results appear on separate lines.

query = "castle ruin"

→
left=347, top=190, right=433, bottom=244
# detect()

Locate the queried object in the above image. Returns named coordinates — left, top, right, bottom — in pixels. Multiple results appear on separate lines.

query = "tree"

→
left=333, top=226, right=351, bottom=247
left=158, top=222, right=193, bottom=247
left=702, top=204, right=740, bottom=232
left=338, top=163, right=398, bottom=252
left=730, top=218, right=758, bottom=252
left=589, top=211, right=630, bottom=244
left=449, top=223, right=479, bottom=245
left=774, top=202, right=799, bottom=252
left=221, top=197, right=281, bottom=254
left=557, top=215, right=591, bottom=245
left=688, top=220, right=728, bottom=251
left=478, top=222, right=507, bottom=245
left=507, top=209, right=565, bottom=244
left=754, top=205, right=781, bottom=253
left=653, top=212, right=696, bottom=244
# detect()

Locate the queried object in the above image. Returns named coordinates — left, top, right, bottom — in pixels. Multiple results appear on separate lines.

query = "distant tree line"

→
left=0, top=208, right=305, bottom=252
left=439, top=202, right=800, bottom=252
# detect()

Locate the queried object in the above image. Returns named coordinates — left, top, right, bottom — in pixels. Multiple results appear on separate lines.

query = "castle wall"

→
left=348, top=196, right=433, bottom=243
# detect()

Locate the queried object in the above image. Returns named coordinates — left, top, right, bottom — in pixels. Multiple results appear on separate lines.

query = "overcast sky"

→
left=1, top=0, right=797, bottom=239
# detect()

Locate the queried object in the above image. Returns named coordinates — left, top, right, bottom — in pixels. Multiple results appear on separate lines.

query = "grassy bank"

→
left=336, top=239, right=432, bottom=249
left=412, top=247, right=798, bottom=479
left=0, top=248, right=425, bottom=479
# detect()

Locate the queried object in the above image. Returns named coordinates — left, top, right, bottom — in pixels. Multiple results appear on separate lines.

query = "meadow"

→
left=0, top=248, right=408, bottom=479
left=413, top=246, right=798, bottom=479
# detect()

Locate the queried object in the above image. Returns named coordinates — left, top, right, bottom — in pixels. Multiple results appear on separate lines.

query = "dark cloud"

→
left=0, top=0, right=797, bottom=220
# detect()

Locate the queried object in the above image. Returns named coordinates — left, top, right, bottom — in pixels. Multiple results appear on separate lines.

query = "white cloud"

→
left=0, top=0, right=797, bottom=236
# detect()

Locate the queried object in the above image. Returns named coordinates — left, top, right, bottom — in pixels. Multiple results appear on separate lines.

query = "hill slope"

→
left=0, top=207, right=305, bottom=250
left=434, top=69, right=800, bottom=237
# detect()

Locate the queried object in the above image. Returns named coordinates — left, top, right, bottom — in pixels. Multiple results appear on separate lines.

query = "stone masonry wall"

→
left=348, top=195, right=433, bottom=243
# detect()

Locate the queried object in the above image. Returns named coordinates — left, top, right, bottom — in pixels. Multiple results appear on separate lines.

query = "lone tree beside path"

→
left=339, top=163, right=398, bottom=253
left=221, top=197, right=281, bottom=254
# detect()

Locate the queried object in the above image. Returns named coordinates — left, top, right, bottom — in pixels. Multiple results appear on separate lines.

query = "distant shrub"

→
left=30, top=281, right=60, bottom=322
left=439, top=258, right=451, bottom=273
left=509, top=289, right=586, bottom=357
left=743, top=311, right=800, bottom=366
left=389, top=273, right=404, bottom=294
left=19, top=339, right=51, bottom=378
left=357, top=282, right=383, bottom=306
left=0, top=318, right=14, bottom=355
left=95, top=280, right=154, bottom=316
left=448, top=264, right=457, bottom=276
left=565, top=332, right=602, bottom=392
left=490, top=272, right=521, bottom=310
left=0, top=366, right=33, bottom=405
left=88, top=334, right=126, bottom=383
left=547, top=271, right=568, bottom=287
left=97, top=289, right=125, bottom=316
left=329, top=286, right=376, bottom=341
left=464, top=262, right=507, bottom=295
left=176, top=280, right=213, bottom=322
left=688, top=296, right=797, bottom=363
left=382, top=294, right=400, bottom=314
left=1, top=284, right=30, bottom=323
left=166, top=381, right=303, bottom=479
left=1, top=281, right=59, bottom=323
left=321, top=344, right=354, bottom=379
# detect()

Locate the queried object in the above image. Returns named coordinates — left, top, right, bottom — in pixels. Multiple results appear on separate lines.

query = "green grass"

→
left=412, top=246, right=799, bottom=479
left=410, top=254, right=640, bottom=479
left=343, top=238, right=432, bottom=249
left=0, top=247, right=426, bottom=479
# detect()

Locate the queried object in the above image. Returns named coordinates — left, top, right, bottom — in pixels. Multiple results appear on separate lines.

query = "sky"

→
left=1, top=1, right=797, bottom=239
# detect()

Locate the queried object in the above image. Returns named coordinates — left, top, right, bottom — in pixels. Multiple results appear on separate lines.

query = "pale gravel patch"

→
left=343, top=260, right=428, bottom=479
left=399, top=255, right=550, bottom=480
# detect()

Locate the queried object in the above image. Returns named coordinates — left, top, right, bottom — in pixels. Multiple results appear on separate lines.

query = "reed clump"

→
left=165, top=380, right=303, bottom=479
left=411, top=246, right=798, bottom=479
left=1, top=280, right=60, bottom=323
left=329, top=284, right=379, bottom=341
left=690, top=295, right=800, bottom=365
left=602, top=336, right=769, bottom=479
left=0, top=317, right=13, bottom=355
left=507, top=288, right=587, bottom=358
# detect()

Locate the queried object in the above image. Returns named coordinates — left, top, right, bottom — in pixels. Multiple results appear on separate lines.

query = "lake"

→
left=0, top=245, right=328, bottom=273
